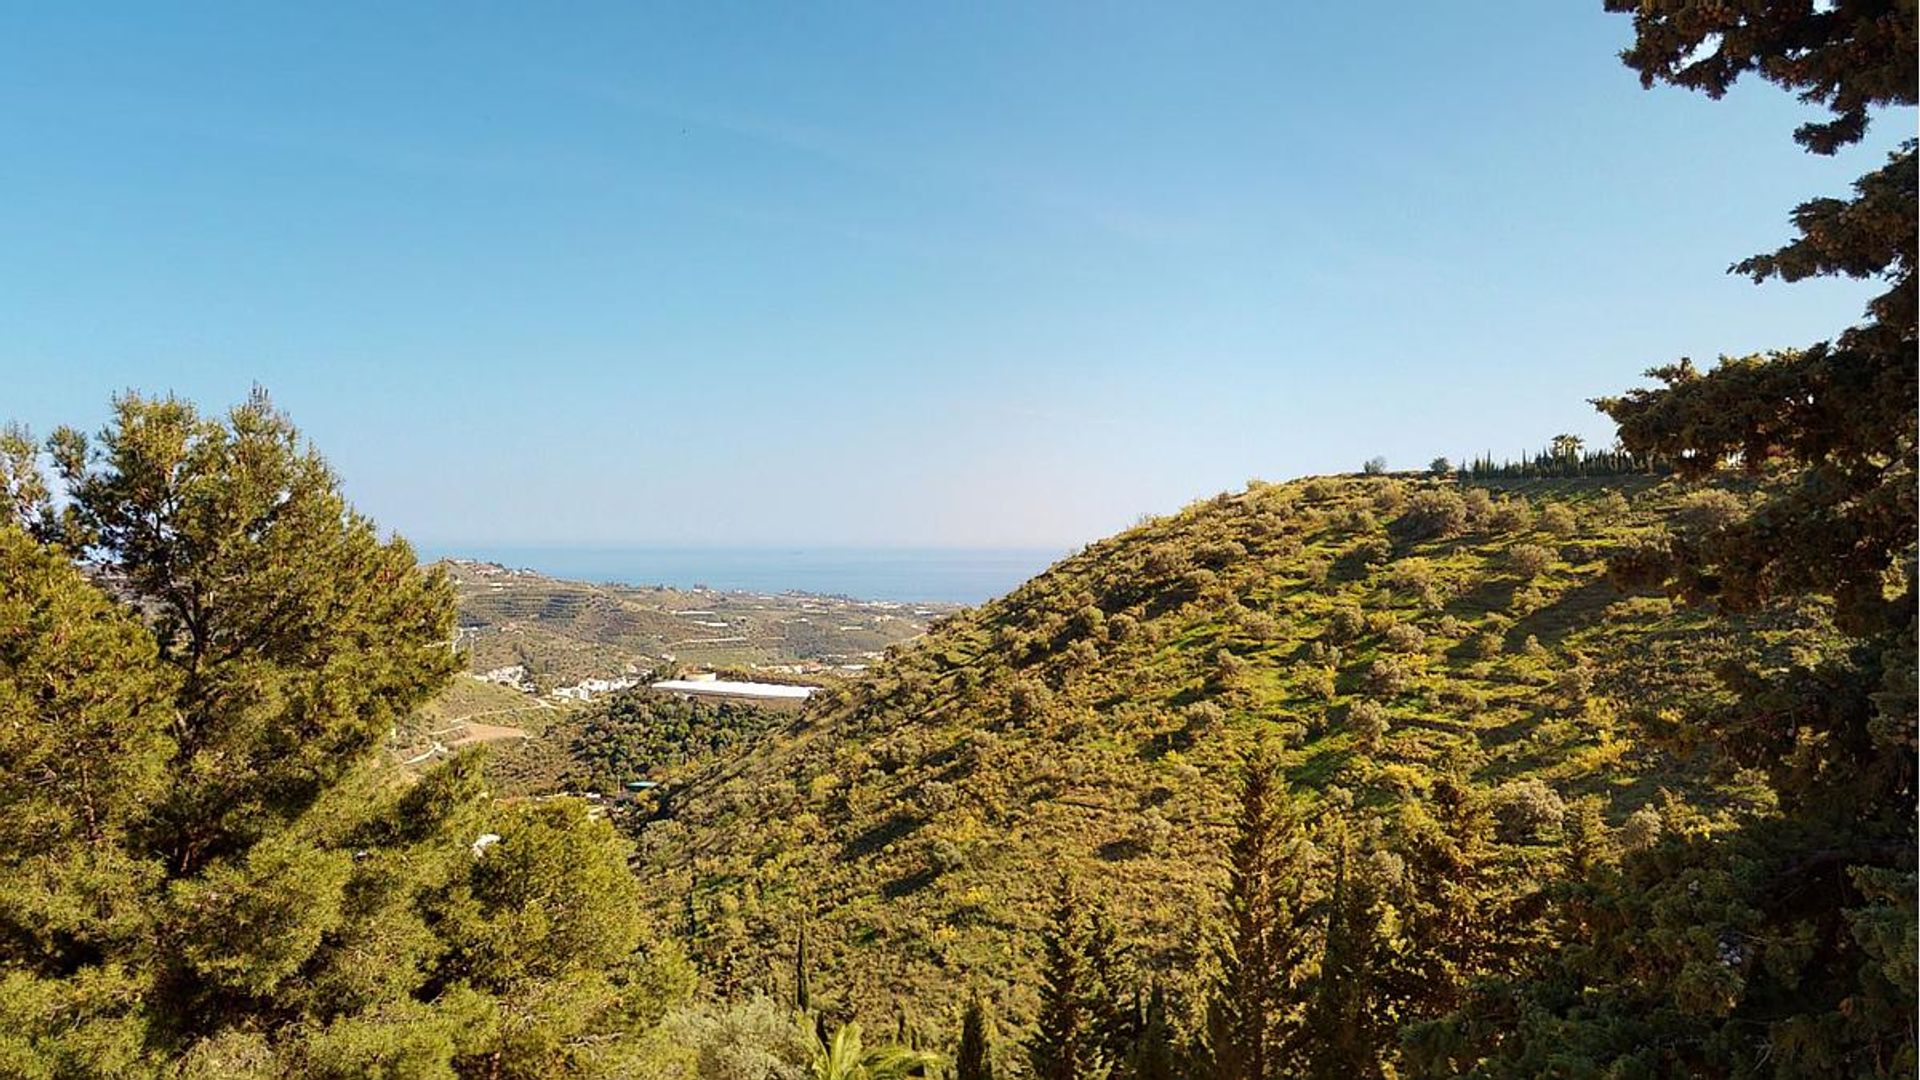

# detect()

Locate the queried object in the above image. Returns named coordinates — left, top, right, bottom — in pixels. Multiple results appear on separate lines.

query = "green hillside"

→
left=635, top=472, right=1828, bottom=1031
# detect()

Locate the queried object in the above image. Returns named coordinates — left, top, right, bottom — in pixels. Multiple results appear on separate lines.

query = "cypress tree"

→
left=956, top=992, right=996, bottom=1080
left=1083, top=898, right=1137, bottom=1069
left=1200, top=748, right=1310, bottom=1080
left=1128, top=983, right=1177, bottom=1080
left=1029, top=875, right=1098, bottom=1080
left=1389, top=773, right=1505, bottom=1018
left=1304, top=828, right=1389, bottom=1080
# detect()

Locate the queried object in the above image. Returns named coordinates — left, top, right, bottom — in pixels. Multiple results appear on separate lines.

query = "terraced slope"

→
left=633, top=473, right=1824, bottom=1031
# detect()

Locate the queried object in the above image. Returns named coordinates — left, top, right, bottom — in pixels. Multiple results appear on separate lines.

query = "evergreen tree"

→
left=1126, top=983, right=1177, bottom=1080
left=955, top=993, right=996, bottom=1080
left=1082, top=898, right=1137, bottom=1070
left=1461, top=3, right=1919, bottom=1075
left=1418, top=15, right=1914, bottom=1072
left=1200, top=749, right=1312, bottom=1080
left=1029, top=876, right=1101, bottom=1080
left=0, top=393, right=692, bottom=1074
left=1303, top=830, right=1390, bottom=1080
left=1387, top=773, right=1516, bottom=1018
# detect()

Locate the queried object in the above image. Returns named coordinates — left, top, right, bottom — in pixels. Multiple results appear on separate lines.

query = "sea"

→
left=419, top=546, right=1067, bottom=606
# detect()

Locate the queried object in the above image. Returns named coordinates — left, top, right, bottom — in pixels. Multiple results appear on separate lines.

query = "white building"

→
left=651, top=678, right=815, bottom=701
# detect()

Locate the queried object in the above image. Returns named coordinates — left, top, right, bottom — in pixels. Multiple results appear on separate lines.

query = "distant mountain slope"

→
left=633, top=474, right=1826, bottom=1031
left=442, top=559, right=951, bottom=683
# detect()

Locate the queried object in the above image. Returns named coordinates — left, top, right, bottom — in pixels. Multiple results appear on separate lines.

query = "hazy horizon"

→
left=5, top=4, right=1908, bottom=549
left=420, top=543, right=1068, bottom=604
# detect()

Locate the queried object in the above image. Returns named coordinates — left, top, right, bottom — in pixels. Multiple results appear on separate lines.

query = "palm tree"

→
left=811, top=1021, right=942, bottom=1080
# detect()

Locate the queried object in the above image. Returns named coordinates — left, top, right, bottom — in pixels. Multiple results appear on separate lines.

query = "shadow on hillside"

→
left=842, top=812, right=923, bottom=861
left=882, top=867, right=939, bottom=899
left=1452, top=576, right=1522, bottom=620
left=1505, top=578, right=1619, bottom=649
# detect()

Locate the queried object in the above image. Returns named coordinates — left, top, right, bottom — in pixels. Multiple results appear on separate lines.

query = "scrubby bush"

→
left=1349, top=700, right=1390, bottom=749
left=1541, top=503, right=1579, bottom=537
left=1062, top=638, right=1100, bottom=670
left=1493, top=779, right=1567, bottom=843
left=1196, top=540, right=1248, bottom=568
left=1594, top=490, right=1632, bottom=519
left=1179, top=568, right=1220, bottom=599
left=1511, top=586, right=1547, bottom=616
left=1071, top=604, right=1107, bottom=640
left=1302, top=666, right=1338, bottom=703
left=1144, top=544, right=1185, bottom=577
left=1238, top=607, right=1281, bottom=640
left=1350, top=536, right=1393, bottom=567
left=1553, top=663, right=1595, bottom=704
left=1300, top=555, right=1334, bottom=591
left=1366, top=657, right=1413, bottom=696
left=659, top=998, right=813, bottom=1080
left=1211, top=649, right=1249, bottom=691
left=1508, top=542, right=1553, bottom=579
left=1676, top=489, right=1746, bottom=534
left=1382, top=622, right=1427, bottom=654
left=1619, top=805, right=1663, bottom=852
left=1371, top=482, right=1409, bottom=515
left=1182, top=701, right=1228, bottom=738
left=1008, top=678, right=1055, bottom=725
left=925, top=837, right=967, bottom=875
left=1462, top=487, right=1495, bottom=522
left=1327, top=605, right=1367, bottom=643
left=1395, top=488, right=1470, bottom=540
left=1301, top=478, right=1338, bottom=500
left=1387, top=557, right=1450, bottom=608
left=1488, top=498, right=1535, bottom=534
left=1130, top=808, right=1175, bottom=854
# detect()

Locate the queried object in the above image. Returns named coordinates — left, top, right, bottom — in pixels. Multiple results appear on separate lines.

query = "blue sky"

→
left=2, top=3, right=1908, bottom=548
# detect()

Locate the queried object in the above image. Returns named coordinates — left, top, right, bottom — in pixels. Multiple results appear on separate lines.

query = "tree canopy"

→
left=0, top=393, right=690, bottom=1077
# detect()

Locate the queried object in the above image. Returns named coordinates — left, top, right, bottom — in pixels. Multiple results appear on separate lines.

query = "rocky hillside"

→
left=632, top=473, right=1825, bottom=1033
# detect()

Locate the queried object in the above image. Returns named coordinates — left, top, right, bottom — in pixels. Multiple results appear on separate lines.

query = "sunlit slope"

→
left=636, top=473, right=1821, bottom=1026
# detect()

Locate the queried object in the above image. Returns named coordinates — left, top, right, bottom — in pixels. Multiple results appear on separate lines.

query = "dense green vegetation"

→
left=0, top=2, right=1910, bottom=1076
left=634, top=471, right=1830, bottom=1059
left=632, top=5, right=1917, bottom=1074
left=0, top=395, right=698, bottom=1076
left=478, top=691, right=794, bottom=800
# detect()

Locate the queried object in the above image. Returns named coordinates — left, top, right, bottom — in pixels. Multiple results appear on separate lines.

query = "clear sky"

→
left=2, top=4, right=1908, bottom=549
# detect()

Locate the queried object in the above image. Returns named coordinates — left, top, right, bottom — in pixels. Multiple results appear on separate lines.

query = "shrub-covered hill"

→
left=633, top=473, right=1830, bottom=1034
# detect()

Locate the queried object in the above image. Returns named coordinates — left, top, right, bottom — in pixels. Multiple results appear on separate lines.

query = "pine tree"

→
left=0, top=393, right=694, bottom=1073
left=956, top=993, right=996, bottom=1080
left=1467, top=3, right=1919, bottom=1075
